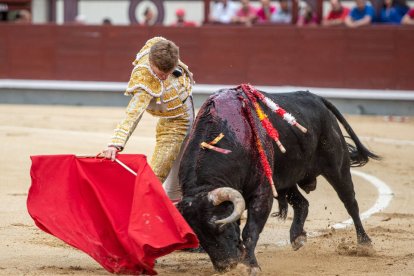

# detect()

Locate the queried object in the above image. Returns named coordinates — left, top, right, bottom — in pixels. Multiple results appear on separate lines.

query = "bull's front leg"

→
left=241, top=186, right=273, bottom=273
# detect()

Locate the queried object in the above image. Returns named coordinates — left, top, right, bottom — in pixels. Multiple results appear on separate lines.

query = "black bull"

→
left=177, top=88, right=379, bottom=272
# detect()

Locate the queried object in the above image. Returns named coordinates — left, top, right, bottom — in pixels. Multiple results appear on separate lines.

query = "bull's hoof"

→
left=291, top=234, right=307, bottom=251
left=357, top=234, right=372, bottom=246
left=249, top=266, right=261, bottom=276
left=358, top=239, right=372, bottom=247
left=218, top=264, right=261, bottom=276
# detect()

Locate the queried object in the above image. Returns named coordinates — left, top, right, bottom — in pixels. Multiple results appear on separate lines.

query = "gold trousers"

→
left=149, top=99, right=194, bottom=199
left=150, top=116, right=189, bottom=182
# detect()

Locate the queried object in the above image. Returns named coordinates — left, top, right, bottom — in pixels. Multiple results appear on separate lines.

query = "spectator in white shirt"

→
left=271, top=0, right=292, bottom=23
left=210, top=0, right=239, bottom=24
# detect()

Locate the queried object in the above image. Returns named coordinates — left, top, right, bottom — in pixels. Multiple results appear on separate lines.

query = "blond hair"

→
left=149, top=40, right=179, bottom=73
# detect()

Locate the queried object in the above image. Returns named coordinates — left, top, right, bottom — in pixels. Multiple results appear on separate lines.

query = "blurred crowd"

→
left=210, top=0, right=414, bottom=27
left=1, top=0, right=414, bottom=27
left=0, top=6, right=31, bottom=23
left=0, top=5, right=197, bottom=27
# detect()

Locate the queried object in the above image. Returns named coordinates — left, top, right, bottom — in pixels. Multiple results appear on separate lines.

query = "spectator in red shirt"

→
left=323, top=0, right=350, bottom=26
left=170, top=9, right=197, bottom=27
left=256, top=0, right=276, bottom=23
left=232, top=0, right=257, bottom=26
left=401, top=8, right=414, bottom=24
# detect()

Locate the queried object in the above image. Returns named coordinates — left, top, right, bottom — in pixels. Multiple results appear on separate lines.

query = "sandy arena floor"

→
left=0, top=104, right=413, bottom=275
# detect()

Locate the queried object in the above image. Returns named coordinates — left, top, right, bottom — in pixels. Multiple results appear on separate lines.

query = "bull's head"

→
left=179, top=187, right=246, bottom=271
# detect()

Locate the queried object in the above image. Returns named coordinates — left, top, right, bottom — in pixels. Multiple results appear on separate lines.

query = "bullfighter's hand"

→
left=102, top=146, right=118, bottom=161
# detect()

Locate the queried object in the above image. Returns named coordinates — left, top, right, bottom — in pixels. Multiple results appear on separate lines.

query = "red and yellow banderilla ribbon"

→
left=240, top=95, right=278, bottom=198
left=241, top=84, right=286, bottom=154
left=200, top=133, right=232, bottom=154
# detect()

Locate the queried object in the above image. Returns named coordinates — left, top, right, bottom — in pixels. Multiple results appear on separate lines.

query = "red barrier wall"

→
left=1, top=24, right=413, bottom=90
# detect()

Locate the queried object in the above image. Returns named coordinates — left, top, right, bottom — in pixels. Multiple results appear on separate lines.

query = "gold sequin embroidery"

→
left=146, top=105, right=188, bottom=118
left=109, top=92, right=153, bottom=148
left=125, top=66, right=162, bottom=97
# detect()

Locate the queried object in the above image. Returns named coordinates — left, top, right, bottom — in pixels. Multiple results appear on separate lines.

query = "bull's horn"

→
left=207, top=187, right=246, bottom=225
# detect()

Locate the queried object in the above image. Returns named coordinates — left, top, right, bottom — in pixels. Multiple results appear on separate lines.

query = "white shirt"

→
left=271, top=10, right=292, bottom=24
left=211, top=1, right=239, bottom=23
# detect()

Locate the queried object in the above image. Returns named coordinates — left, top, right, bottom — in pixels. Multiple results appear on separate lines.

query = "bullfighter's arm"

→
left=108, top=91, right=152, bottom=150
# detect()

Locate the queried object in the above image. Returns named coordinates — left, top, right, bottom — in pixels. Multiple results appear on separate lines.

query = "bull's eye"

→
left=207, top=216, right=224, bottom=233
left=217, top=223, right=226, bottom=233
left=208, top=217, right=228, bottom=234
left=214, top=223, right=226, bottom=234
left=208, top=216, right=218, bottom=228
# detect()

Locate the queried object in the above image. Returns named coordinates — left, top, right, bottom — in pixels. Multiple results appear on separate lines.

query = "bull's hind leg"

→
left=287, top=186, right=309, bottom=250
left=241, top=187, right=273, bottom=271
left=323, top=169, right=372, bottom=245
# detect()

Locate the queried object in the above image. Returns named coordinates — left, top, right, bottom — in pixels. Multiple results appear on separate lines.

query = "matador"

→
left=103, top=37, right=194, bottom=201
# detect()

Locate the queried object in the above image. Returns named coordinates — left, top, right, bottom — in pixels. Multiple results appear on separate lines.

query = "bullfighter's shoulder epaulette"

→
left=124, top=65, right=163, bottom=98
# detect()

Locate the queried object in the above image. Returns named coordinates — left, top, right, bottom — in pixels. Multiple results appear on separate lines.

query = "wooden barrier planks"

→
left=0, top=24, right=413, bottom=90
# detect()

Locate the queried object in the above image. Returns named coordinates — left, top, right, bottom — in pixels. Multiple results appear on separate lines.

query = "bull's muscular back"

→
left=179, top=88, right=345, bottom=195
left=265, top=91, right=345, bottom=190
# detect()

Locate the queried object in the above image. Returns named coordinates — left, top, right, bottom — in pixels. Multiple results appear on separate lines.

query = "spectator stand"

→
left=202, top=0, right=414, bottom=26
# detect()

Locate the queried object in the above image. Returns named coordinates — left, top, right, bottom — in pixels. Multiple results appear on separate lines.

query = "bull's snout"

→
left=213, top=257, right=239, bottom=272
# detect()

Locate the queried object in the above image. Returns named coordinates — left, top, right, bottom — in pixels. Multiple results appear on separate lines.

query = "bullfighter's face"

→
left=150, top=62, right=173, bottom=81
left=179, top=197, right=245, bottom=271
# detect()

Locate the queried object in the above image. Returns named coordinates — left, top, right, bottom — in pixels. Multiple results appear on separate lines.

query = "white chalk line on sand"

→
left=331, top=170, right=394, bottom=229
left=274, top=170, right=394, bottom=246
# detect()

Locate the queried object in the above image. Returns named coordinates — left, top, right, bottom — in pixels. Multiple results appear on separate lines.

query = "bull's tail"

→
left=320, top=97, right=381, bottom=167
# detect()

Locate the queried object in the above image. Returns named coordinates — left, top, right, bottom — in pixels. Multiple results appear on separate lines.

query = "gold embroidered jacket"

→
left=109, top=37, right=194, bottom=149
